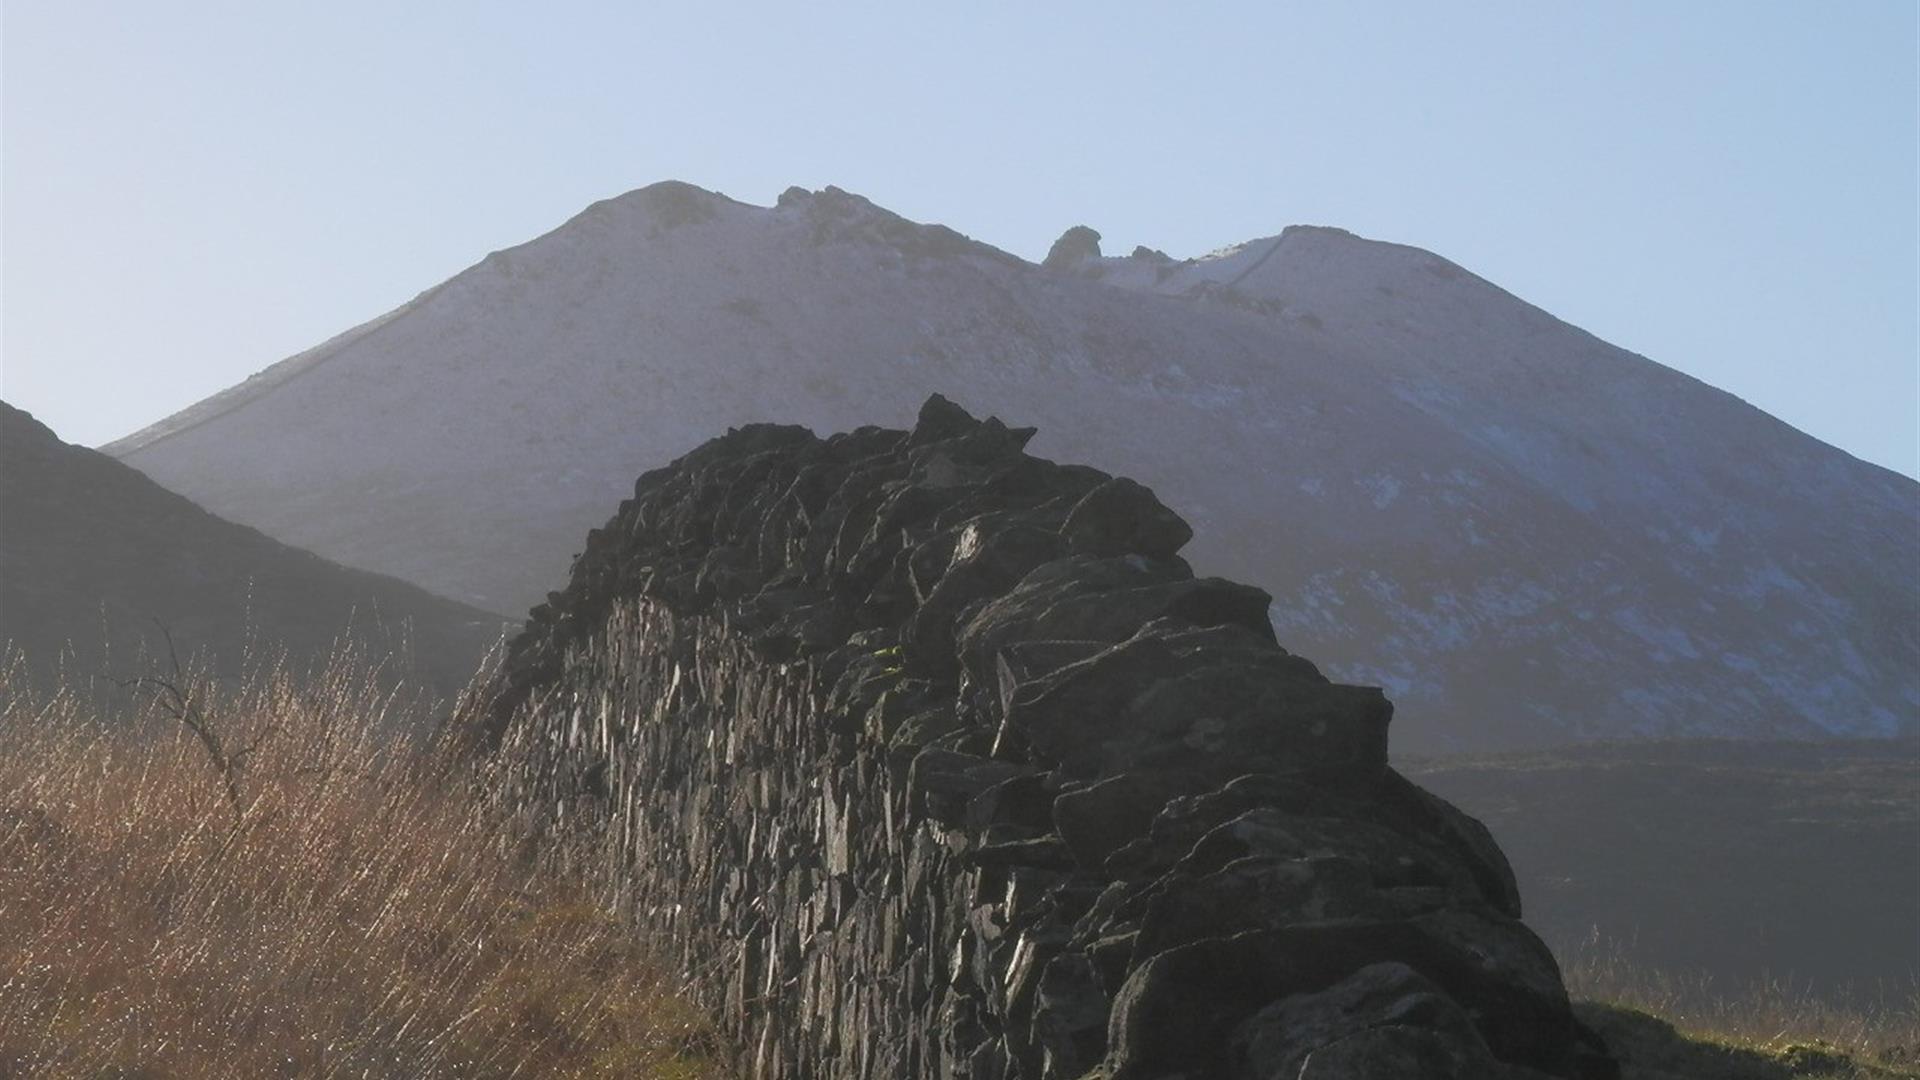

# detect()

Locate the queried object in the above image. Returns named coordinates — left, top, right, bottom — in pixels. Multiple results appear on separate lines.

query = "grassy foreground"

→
left=1562, top=936, right=1919, bottom=1079
left=0, top=650, right=724, bottom=1078
left=1, top=648, right=1913, bottom=1078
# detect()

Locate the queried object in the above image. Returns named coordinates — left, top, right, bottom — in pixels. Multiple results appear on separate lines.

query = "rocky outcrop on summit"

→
left=491, top=397, right=1614, bottom=1079
left=1042, top=225, right=1103, bottom=270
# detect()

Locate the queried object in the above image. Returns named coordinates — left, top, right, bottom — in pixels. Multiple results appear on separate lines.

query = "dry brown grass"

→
left=4, top=641, right=1911, bottom=1079
left=0, top=647, right=725, bottom=1079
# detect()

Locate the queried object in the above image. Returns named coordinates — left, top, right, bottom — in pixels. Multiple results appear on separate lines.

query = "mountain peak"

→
left=101, top=186, right=1917, bottom=749
left=563, top=179, right=744, bottom=235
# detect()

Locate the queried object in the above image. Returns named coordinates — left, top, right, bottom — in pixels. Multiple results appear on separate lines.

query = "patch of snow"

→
left=1360, top=472, right=1401, bottom=509
left=1611, top=606, right=1703, bottom=662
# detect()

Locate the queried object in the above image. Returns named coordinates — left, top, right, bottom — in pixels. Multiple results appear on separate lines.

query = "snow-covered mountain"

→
left=107, top=182, right=1918, bottom=751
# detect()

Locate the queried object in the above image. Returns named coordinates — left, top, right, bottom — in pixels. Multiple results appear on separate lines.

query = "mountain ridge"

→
left=104, top=181, right=1919, bottom=751
left=104, top=183, right=1915, bottom=486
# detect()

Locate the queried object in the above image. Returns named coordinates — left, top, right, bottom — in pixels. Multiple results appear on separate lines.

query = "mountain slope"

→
left=2, top=402, right=504, bottom=691
left=1405, top=738, right=1919, bottom=996
left=106, top=182, right=1918, bottom=750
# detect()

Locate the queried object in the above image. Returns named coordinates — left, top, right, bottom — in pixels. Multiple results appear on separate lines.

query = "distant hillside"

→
left=0, top=402, right=504, bottom=692
left=1405, top=738, right=1920, bottom=996
left=106, top=181, right=1919, bottom=750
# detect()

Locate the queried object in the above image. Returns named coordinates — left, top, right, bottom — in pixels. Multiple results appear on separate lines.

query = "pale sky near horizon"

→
left=3, top=2, right=1915, bottom=478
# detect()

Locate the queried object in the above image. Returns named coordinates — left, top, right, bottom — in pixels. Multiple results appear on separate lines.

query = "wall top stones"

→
left=492, top=394, right=1615, bottom=1079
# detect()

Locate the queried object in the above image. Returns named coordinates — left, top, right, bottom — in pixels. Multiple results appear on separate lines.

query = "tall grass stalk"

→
left=0, top=646, right=722, bottom=1078
left=1561, top=927, right=1920, bottom=1068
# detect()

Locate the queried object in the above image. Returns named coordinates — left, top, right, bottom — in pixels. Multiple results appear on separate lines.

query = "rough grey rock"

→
left=1060, top=477, right=1193, bottom=560
left=1227, top=961, right=1496, bottom=1079
left=1042, top=225, right=1103, bottom=269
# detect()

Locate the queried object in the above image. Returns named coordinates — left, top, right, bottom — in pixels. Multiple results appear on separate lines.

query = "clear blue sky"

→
left=4, top=2, right=1915, bottom=477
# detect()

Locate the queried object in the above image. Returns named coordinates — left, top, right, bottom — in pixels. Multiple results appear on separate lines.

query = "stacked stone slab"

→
left=489, top=395, right=1615, bottom=1080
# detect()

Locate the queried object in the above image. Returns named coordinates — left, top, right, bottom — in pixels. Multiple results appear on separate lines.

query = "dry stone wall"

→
left=490, top=396, right=1615, bottom=1080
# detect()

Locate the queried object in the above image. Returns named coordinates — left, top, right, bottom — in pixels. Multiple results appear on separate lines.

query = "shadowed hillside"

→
left=1406, top=739, right=1920, bottom=998
left=0, top=401, right=505, bottom=693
